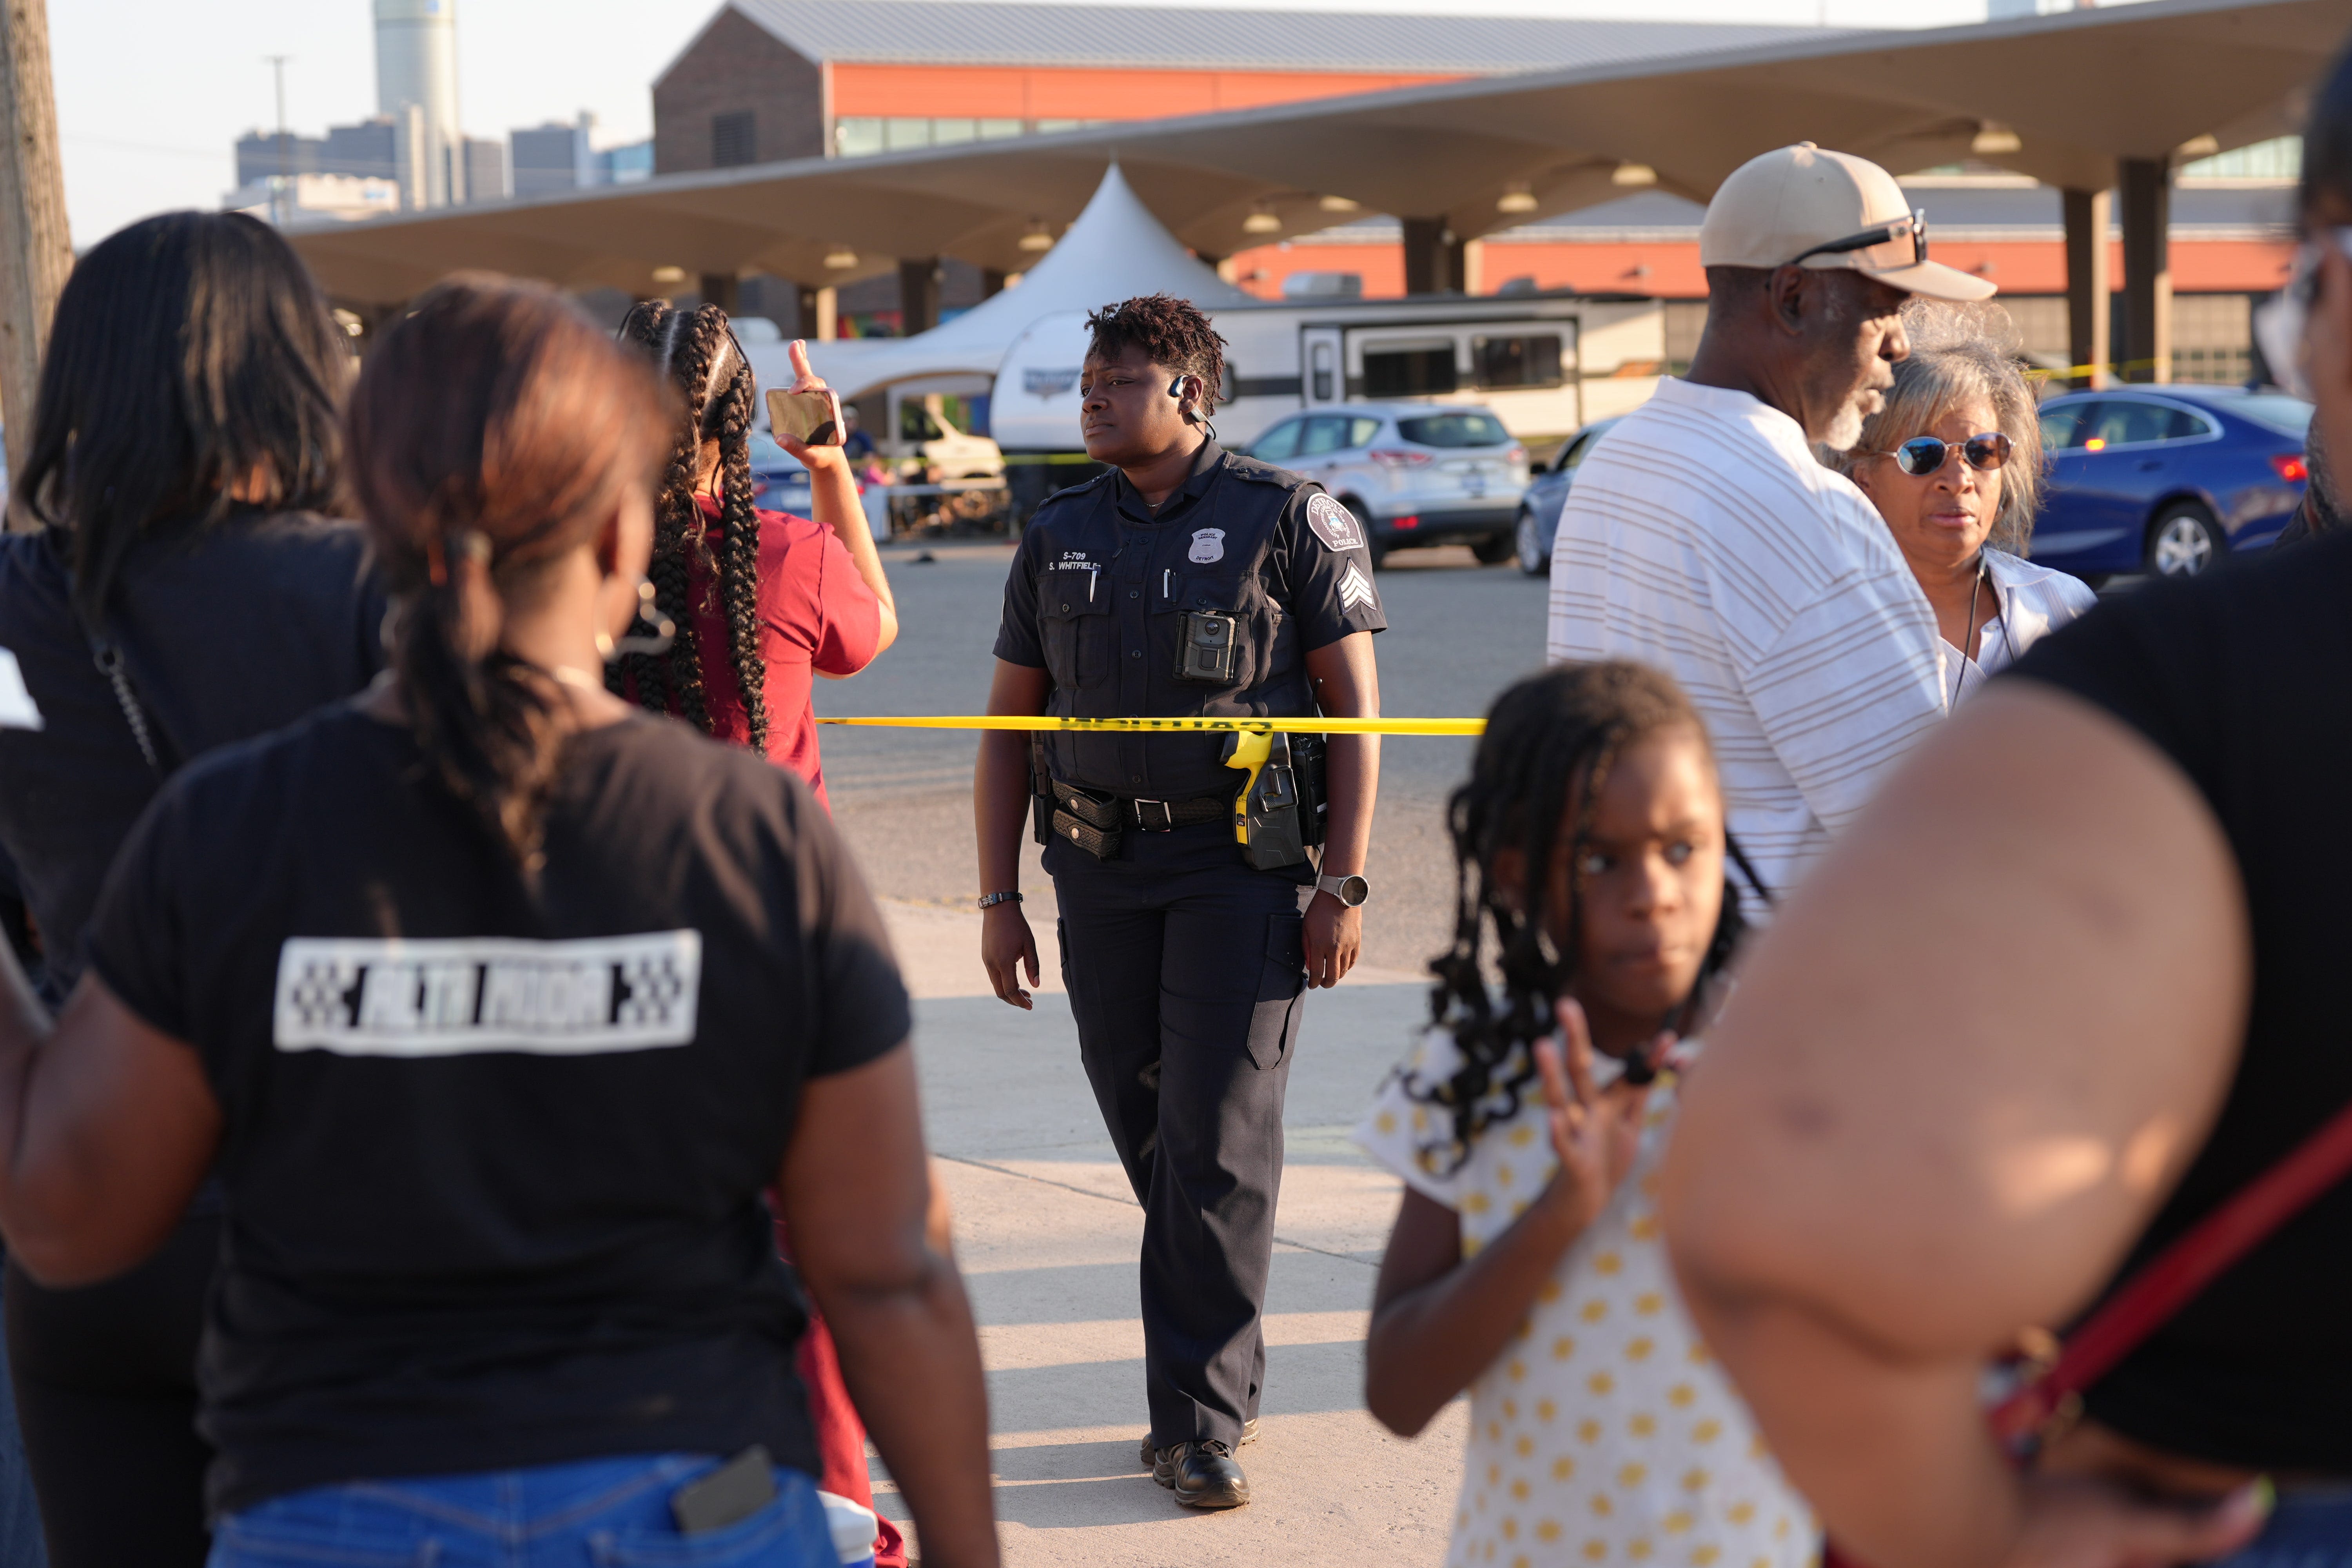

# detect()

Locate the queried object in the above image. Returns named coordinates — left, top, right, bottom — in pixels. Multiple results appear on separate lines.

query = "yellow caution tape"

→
left=815, top=715, right=1484, bottom=735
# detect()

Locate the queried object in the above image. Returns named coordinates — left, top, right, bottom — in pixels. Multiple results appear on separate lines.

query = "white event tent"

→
left=748, top=163, right=1251, bottom=404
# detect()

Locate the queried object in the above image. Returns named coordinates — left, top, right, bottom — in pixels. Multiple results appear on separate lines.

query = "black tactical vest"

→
left=1023, top=448, right=1319, bottom=800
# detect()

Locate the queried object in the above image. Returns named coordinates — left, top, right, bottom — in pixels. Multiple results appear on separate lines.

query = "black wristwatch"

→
left=977, top=890, right=1023, bottom=910
left=1314, top=872, right=1370, bottom=908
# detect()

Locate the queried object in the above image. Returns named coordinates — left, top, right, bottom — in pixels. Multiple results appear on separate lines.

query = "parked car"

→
left=748, top=430, right=888, bottom=541
left=2032, top=386, right=2311, bottom=579
left=1247, top=403, right=1529, bottom=566
left=1513, top=416, right=1624, bottom=576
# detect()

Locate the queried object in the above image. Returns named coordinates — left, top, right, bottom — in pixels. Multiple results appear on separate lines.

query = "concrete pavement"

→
left=873, top=897, right=1467, bottom=1567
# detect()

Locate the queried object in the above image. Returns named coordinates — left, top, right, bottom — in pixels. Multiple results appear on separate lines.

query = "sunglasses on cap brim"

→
left=1788, top=208, right=1929, bottom=272
left=1880, top=432, right=2012, bottom=476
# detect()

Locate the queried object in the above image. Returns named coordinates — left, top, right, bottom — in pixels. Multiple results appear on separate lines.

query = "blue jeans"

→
left=208, top=1454, right=835, bottom=1568
left=2216, top=1486, right=2352, bottom=1566
left=0, top=1320, right=47, bottom=1566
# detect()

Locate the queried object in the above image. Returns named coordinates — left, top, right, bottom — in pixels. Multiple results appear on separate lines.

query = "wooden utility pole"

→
left=0, top=0, right=71, bottom=504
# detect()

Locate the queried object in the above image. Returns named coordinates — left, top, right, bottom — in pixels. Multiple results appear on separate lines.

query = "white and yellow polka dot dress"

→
left=1355, top=1030, right=1818, bottom=1568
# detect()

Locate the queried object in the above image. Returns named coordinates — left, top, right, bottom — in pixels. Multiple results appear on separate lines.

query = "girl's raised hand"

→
left=1531, top=998, right=1655, bottom=1235
left=776, top=339, right=848, bottom=472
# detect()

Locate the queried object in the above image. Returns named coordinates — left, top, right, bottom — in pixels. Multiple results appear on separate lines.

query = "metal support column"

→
left=795, top=284, right=837, bottom=341
left=2062, top=187, right=2112, bottom=389
left=2119, top=159, right=2172, bottom=384
left=898, top=256, right=940, bottom=335
left=1403, top=217, right=1462, bottom=296
left=698, top=272, right=740, bottom=314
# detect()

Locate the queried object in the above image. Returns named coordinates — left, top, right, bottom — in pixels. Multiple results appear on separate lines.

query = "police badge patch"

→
left=1188, top=528, right=1226, bottom=564
left=1306, top=492, right=1365, bottom=553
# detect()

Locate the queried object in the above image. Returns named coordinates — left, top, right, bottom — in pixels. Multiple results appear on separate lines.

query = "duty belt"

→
left=1051, top=779, right=1226, bottom=832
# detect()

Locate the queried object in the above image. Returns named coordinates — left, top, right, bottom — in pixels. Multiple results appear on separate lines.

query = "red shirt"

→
left=683, top=495, right=882, bottom=810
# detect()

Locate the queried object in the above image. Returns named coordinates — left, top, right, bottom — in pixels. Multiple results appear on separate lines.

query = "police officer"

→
left=975, top=294, right=1383, bottom=1510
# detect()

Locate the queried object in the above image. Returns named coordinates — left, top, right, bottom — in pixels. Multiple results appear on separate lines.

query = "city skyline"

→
left=63, top=0, right=2031, bottom=246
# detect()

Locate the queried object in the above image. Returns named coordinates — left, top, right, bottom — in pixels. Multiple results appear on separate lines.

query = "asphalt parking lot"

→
left=816, top=539, right=1554, bottom=978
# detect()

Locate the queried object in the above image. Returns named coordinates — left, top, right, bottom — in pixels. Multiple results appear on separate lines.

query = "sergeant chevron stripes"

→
left=1337, top=564, right=1378, bottom=612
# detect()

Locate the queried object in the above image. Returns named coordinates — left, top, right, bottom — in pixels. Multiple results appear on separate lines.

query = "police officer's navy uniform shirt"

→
left=995, top=440, right=1385, bottom=825
left=84, top=704, right=910, bottom=1515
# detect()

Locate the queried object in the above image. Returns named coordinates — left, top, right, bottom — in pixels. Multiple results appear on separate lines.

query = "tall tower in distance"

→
left=374, top=0, right=460, bottom=207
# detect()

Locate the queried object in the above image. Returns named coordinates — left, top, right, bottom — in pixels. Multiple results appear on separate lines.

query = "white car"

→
left=1247, top=403, right=1528, bottom=566
left=893, top=393, right=1004, bottom=479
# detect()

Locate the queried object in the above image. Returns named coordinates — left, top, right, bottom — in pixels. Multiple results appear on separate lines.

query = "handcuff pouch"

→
left=1050, top=779, right=1123, bottom=861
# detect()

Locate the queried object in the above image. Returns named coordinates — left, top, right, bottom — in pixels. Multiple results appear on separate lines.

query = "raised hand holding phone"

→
left=766, top=340, right=846, bottom=459
left=1532, top=998, right=1655, bottom=1234
left=766, top=339, right=900, bottom=663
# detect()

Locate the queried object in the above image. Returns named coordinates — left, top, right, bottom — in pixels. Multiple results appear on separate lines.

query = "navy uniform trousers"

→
left=1050, top=835, right=1310, bottom=1452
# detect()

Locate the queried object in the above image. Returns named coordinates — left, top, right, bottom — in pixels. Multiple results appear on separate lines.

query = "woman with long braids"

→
left=614, top=302, right=896, bottom=809
left=0, top=275, right=996, bottom=1568
left=616, top=300, right=907, bottom=1564
left=1356, top=662, right=1813, bottom=1568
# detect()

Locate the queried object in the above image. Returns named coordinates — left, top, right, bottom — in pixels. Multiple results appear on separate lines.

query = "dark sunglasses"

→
left=1884, top=431, right=2012, bottom=476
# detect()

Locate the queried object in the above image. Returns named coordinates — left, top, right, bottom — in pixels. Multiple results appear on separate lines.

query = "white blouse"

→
left=1940, top=548, right=2099, bottom=706
left=1356, top=1031, right=1816, bottom=1568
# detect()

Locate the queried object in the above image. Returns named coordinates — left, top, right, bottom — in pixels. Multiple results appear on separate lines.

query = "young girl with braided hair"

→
left=614, top=302, right=897, bottom=809
left=1357, top=661, right=1814, bottom=1568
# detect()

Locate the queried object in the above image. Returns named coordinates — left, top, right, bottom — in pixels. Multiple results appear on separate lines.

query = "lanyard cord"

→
left=1950, top=557, right=1988, bottom=708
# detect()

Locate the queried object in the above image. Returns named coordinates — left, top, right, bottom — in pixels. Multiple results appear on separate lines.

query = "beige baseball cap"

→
left=1700, top=142, right=1995, bottom=302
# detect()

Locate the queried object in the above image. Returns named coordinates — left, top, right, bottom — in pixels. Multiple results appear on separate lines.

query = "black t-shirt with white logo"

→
left=85, top=704, right=910, bottom=1515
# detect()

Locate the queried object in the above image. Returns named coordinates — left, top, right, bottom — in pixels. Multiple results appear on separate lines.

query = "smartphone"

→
left=671, top=1445, right=777, bottom=1534
left=767, top=387, right=842, bottom=446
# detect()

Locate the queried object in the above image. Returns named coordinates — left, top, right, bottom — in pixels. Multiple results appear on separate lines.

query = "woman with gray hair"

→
left=1839, top=302, right=2096, bottom=704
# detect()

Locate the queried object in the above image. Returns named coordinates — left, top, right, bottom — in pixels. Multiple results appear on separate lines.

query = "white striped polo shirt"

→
left=1545, top=377, right=1945, bottom=912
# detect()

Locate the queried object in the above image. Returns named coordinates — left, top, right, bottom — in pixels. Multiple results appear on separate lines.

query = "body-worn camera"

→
left=1175, top=610, right=1240, bottom=685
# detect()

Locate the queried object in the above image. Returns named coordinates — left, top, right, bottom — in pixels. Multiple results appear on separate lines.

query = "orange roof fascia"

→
left=829, top=61, right=1459, bottom=121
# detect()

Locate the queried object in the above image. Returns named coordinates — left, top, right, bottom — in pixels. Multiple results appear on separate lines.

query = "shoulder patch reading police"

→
left=1188, top=528, right=1226, bottom=564
left=1306, top=492, right=1365, bottom=553
left=1338, top=563, right=1379, bottom=612
left=273, top=931, right=703, bottom=1057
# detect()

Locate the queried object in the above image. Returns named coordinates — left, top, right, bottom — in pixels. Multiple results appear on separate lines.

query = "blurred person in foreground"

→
left=613, top=303, right=896, bottom=813
left=1546, top=143, right=1993, bottom=915
left=0, top=211, right=388, bottom=1568
left=1660, top=47, right=2352, bottom=1568
left=2273, top=416, right=2343, bottom=545
left=1835, top=303, right=2096, bottom=705
left=0, top=275, right=996, bottom=1568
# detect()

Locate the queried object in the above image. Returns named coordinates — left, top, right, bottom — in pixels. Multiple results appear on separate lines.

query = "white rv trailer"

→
left=990, top=290, right=1666, bottom=459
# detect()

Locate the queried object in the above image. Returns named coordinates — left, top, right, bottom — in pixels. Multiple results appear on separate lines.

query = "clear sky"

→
left=56, top=0, right=2009, bottom=245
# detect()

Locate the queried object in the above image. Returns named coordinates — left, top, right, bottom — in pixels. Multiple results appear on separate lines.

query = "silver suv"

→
left=1248, top=403, right=1529, bottom=566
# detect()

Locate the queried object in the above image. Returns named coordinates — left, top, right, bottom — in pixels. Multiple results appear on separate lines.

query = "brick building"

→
left=650, top=1, right=1818, bottom=176
left=650, top=0, right=1820, bottom=334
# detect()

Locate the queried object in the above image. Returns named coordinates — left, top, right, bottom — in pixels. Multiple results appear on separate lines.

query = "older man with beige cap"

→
left=1546, top=142, right=1996, bottom=912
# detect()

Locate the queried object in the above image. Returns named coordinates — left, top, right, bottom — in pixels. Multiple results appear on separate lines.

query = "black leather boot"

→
left=1151, top=1439, right=1250, bottom=1508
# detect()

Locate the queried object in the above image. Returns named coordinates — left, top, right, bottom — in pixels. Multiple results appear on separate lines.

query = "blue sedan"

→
left=2031, top=386, right=2311, bottom=579
left=1514, top=416, right=1623, bottom=576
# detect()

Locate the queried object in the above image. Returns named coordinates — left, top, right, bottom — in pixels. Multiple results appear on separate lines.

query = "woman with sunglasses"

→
left=1838, top=303, right=2093, bottom=706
